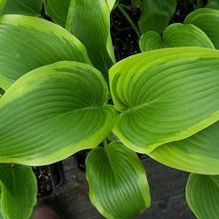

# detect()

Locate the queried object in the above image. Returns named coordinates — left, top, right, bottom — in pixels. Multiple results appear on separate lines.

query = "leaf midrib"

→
left=123, top=99, right=158, bottom=113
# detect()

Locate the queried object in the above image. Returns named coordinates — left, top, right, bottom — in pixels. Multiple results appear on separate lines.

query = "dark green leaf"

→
left=138, top=0, right=177, bottom=33
left=86, top=142, right=151, bottom=219
left=206, top=0, right=219, bottom=9
left=3, top=0, right=42, bottom=16
left=44, top=0, right=70, bottom=26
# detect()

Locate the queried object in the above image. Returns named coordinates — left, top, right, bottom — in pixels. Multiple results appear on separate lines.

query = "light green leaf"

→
left=186, top=174, right=219, bottom=219
left=3, top=0, right=42, bottom=16
left=138, top=0, right=177, bottom=33
left=0, top=14, right=90, bottom=90
left=109, top=47, right=219, bottom=153
left=86, top=142, right=151, bottom=219
left=185, top=8, right=219, bottom=49
left=0, top=61, right=117, bottom=166
left=140, top=23, right=214, bottom=52
left=66, top=0, right=116, bottom=79
left=0, top=164, right=37, bottom=219
left=44, top=0, right=70, bottom=26
left=150, top=121, right=219, bottom=174
left=0, top=0, right=6, bottom=15
left=0, top=209, right=5, bottom=219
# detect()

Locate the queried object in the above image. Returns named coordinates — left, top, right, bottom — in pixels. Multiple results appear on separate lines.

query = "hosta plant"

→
left=0, top=0, right=219, bottom=218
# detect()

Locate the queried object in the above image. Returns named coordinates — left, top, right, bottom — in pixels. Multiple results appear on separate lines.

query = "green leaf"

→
left=0, top=164, right=37, bottom=219
left=150, top=121, right=219, bottom=174
left=109, top=47, right=219, bottom=153
left=0, top=61, right=117, bottom=166
left=3, top=0, right=42, bottom=16
left=65, top=0, right=116, bottom=79
left=0, top=209, right=5, bottom=219
left=44, top=0, right=70, bottom=26
left=185, top=8, right=219, bottom=49
left=86, top=142, right=151, bottom=219
left=139, top=23, right=214, bottom=52
left=206, top=0, right=219, bottom=9
left=0, top=0, right=6, bottom=15
left=186, top=174, right=219, bottom=219
left=138, top=0, right=177, bottom=33
left=0, top=14, right=90, bottom=90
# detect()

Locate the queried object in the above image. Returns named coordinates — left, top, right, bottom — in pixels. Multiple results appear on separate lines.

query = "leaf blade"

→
left=86, top=142, right=151, bottom=219
left=44, top=0, right=70, bottom=26
left=186, top=174, right=219, bottom=219
left=150, top=121, right=219, bottom=174
left=0, top=164, right=37, bottom=219
left=109, top=47, right=219, bottom=153
left=3, top=0, right=42, bottom=16
left=66, top=0, right=116, bottom=78
left=138, top=0, right=177, bottom=33
left=185, top=8, right=219, bottom=49
left=139, top=23, right=215, bottom=52
left=0, top=61, right=117, bottom=165
left=0, top=14, right=90, bottom=90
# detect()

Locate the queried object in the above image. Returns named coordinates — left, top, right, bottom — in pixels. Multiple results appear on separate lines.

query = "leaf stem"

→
left=117, top=3, right=141, bottom=39
left=103, top=139, right=108, bottom=148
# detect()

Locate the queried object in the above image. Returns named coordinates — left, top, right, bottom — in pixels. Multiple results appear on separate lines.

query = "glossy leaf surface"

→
left=86, top=142, right=151, bottom=219
left=138, top=0, right=177, bottom=33
left=0, top=164, right=37, bottom=219
left=0, top=61, right=117, bottom=166
left=140, top=23, right=214, bottom=51
left=45, top=0, right=70, bottom=26
left=3, top=0, right=42, bottom=16
left=185, top=8, right=219, bottom=49
left=110, top=47, right=219, bottom=153
left=150, top=121, right=219, bottom=174
left=186, top=174, right=219, bottom=219
left=66, top=0, right=116, bottom=78
left=0, top=15, right=90, bottom=90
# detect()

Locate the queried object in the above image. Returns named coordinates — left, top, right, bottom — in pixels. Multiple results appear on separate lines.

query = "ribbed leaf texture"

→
left=45, top=0, right=70, bottom=26
left=0, top=15, right=90, bottom=90
left=150, top=121, right=219, bottom=174
left=2, top=0, right=42, bottom=16
left=186, top=174, right=219, bottom=219
left=139, top=23, right=214, bottom=51
left=66, top=0, right=116, bottom=78
left=0, top=164, right=37, bottom=219
left=86, top=142, right=151, bottom=219
left=185, top=8, right=219, bottom=49
left=110, top=47, right=219, bottom=153
left=0, top=61, right=117, bottom=165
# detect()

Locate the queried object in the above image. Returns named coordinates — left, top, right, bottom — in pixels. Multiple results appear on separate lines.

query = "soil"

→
left=33, top=162, right=64, bottom=198
left=33, top=166, right=54, bottom=198
left=111, top=1, right=141, bottom=60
